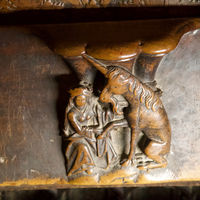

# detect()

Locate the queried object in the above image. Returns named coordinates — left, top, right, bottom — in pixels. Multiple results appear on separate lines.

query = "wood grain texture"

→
left=0, top=19, right=199, bottom=189
left=29, top=19, right=200, bottom=60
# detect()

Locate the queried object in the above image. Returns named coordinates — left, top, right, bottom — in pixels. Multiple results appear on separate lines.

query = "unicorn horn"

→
left=82, top=53, right=109, bottom=75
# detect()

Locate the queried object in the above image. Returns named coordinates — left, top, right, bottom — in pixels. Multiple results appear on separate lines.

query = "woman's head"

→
left=74, top=94, right=87, bottom=108
left=69, top=84, right=93, bottom=109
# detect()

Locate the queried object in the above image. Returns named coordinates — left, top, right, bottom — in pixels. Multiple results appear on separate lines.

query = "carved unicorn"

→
left=82, top=53, right=171, bottom=170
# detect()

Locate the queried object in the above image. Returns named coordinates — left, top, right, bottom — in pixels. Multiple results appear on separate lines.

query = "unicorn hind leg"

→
left=137, top=141, right=168, bottom=170
left=138, top=125, right=171, bottom=170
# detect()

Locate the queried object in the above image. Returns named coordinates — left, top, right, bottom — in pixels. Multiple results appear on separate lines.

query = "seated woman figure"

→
left=64, top=84, right=118, bottom=176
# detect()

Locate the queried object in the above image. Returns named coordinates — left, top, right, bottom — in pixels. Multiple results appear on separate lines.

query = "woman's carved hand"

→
left=97, top=134, right=104, bottom=140
left=80, top=126, right=94, bottom=137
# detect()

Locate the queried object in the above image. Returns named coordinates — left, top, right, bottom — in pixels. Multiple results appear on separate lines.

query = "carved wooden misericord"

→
left=0, top=18, right=200, bottom=189
left=64, top=52, right=171, bottom=182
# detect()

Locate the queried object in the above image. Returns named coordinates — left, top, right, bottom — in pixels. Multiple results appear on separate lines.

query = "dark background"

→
left=2, top=187, right=200, bottom=200
left=0, top=6, right=200, bottom=25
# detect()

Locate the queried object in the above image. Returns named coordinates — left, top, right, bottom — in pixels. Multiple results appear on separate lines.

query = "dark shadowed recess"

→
left=0, top=6, right=200, bottom=25
left=2, top=186, right=200, bottom=200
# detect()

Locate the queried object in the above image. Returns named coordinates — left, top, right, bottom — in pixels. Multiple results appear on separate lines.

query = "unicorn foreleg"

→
left=121, top=128, right=140, bottom=167
left=121, top=97, right=140, bottom=167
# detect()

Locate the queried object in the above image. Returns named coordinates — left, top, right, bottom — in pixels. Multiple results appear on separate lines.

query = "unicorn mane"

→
left=108, top=67, right=163, bottom=112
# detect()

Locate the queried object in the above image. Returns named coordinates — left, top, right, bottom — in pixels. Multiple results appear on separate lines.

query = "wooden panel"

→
left=0, top=19, right=200, bottom=189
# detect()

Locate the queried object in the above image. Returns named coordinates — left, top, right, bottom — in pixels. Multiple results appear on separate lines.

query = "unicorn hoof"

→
left=121, top=160, right=131, bottom=167
left=137, top=166, right=147, bottom=170
left=86, top=169, right=93, bottom=175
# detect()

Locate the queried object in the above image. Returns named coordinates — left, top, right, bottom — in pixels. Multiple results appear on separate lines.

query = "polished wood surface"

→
left=30, top=18, right=200, bottom=60
left=0, top=19, right=200, bottom=189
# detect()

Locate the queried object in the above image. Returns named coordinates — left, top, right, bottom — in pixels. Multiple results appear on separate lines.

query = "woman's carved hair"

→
left=108, top=67, right=163, bottom=112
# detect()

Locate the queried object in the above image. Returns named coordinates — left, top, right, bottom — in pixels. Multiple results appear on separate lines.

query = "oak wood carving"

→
left=63, top=52, right=171, bottom=182
left=0, top=19, right=200, bottom=189
left=82, top=53, right=171, bottom=169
